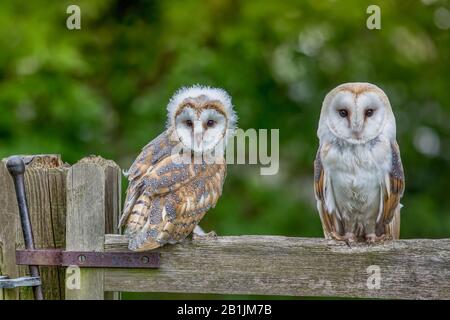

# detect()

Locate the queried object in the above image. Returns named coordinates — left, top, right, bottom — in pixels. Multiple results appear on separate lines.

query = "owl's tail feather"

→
left=119, top=193, right=137, bottom=229
left=128, top=219, right=179, bottom=251
left=129, top=233, right=162, bottom=251
left=126, top=194, right=171, bottom=251
left=123, top=194, right=152, bottom=237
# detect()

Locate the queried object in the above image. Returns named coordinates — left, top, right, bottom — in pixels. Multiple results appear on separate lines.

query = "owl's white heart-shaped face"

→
left=319, top=83, right=395, bottom=144
left=167, top=86, right=237, bottom=154
left=175, top=104, right=228, bottom=153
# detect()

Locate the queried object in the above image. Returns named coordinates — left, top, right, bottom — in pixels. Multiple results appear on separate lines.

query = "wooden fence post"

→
left=0, top=155, right=68, bottom=300
left=65, top=156, right=121, bottom=300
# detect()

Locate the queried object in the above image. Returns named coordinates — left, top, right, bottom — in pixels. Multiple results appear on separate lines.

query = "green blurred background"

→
left=0, top=0, right=449, bottom=299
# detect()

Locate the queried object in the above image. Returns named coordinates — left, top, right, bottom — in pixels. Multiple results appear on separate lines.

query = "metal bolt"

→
left=141, top=256, right=150, bottom=264
left=78, top=255, right=86, bottom=263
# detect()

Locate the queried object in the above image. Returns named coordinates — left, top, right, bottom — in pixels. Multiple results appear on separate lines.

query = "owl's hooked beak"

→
left=351, top=129, right=362, bottom=139
left=193, top=120, right=203, bottom=150
left=350, top=117, right=364, bottom=139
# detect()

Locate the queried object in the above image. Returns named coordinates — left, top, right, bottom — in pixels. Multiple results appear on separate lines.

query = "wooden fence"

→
left=0, top=155, right=449, bottom=300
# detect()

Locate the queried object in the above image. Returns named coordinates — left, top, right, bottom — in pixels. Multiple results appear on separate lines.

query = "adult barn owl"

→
left=119, top=85, right=237, bottom=251
left=314, top=83, right=404, bottom=243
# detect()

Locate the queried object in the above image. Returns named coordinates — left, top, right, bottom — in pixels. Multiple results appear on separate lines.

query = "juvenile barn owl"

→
left=314, top=83, right=404, bottom=243
left=119, top=86, right=237, bottom=251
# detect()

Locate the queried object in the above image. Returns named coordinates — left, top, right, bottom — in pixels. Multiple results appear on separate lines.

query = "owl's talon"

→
left=193, top=230, right=217, bottom=241
left=328, top=232, right=342, bottom=241
left=365, top=233, right=390, bottom=244
left=344, top=232, right=356, bottom=243
left=329, top=231, right=356, bottom=242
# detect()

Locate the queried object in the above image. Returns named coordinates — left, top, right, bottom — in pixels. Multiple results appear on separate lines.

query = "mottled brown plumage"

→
left=119, top=86, right=235, bottom=251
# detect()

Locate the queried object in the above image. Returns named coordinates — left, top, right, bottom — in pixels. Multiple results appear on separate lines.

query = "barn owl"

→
left=119, top=85, right=237, bottom=251
left=314, top=83, right=404, bottom=243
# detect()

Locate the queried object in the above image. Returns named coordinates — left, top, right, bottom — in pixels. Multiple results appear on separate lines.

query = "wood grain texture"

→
left=65, top=156, right=121, bottom=300
left=0, top=155, right=68, bottom=300
left=0, top=161, right=19, bottom=300
left=104, top=235, right=450, bottom=299
left=104, top=162, right=122, bottom=300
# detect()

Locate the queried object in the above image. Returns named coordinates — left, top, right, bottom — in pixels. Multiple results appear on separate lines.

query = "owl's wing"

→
left=119, top=131, right=174, bottom=228
left=377, top=140, right=405, bottom=239
left=314, top=145, right=341, bottom=238
left=128, top=163, right=226, bottom=251
left=121, top=153, right=196, bottom=233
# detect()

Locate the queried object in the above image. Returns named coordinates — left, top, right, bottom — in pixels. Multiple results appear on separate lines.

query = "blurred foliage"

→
left=0, top=0, right=449, bottom=298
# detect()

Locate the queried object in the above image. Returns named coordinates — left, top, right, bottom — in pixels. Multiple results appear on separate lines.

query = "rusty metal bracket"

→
left=16, top=249, right=160, bottom=268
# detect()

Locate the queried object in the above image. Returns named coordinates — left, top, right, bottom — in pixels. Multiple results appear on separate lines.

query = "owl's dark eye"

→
left=185, top=120, right=193, bottom=127
left=365, top=109, right=374, bottom=117
left=338, top=109, right=348, bottom=118
left=206, top=119, right=216, bottom=127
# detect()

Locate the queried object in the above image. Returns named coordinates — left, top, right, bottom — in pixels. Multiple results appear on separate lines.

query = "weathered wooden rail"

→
left=0, top=155, right=449, bottom=300
left=104, top=235, right=450, bottom=299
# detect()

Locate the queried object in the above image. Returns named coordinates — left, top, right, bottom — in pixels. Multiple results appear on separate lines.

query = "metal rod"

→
left=6, top=156, right=44, bottom=300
